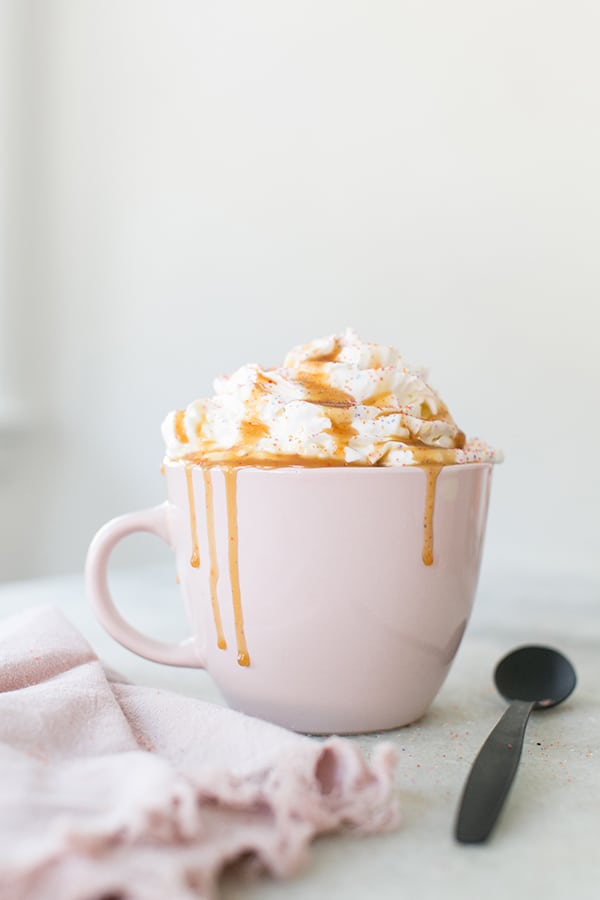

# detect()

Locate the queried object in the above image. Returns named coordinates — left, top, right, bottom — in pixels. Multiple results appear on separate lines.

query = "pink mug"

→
left=86, top=463, right=493, bottom=733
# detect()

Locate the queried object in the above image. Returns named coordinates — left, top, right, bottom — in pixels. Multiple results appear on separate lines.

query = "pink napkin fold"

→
left=0, top=606, right=399, bottom=900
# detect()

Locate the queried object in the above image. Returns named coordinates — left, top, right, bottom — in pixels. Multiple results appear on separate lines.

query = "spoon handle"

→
left=455, top=699, right=535, bottom=843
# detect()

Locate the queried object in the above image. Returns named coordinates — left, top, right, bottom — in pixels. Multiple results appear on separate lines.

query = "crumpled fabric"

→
left=0, top=606, right=399, bottom=900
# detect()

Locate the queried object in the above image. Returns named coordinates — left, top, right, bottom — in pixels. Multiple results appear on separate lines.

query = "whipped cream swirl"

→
left=162, top=329, right=501, bottom=467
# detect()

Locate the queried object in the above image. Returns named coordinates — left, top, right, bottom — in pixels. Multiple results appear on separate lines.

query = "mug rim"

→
left=163, top=459, right=494, bottom=475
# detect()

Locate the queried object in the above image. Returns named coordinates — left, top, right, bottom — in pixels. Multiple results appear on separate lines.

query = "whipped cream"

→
left=162, top=329, right=501, bottom=467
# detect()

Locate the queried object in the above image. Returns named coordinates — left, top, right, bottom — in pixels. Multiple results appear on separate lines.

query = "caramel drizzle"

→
left=309, top=338, right=342, bottom=363
left=364, top=391, right=397, bottom=408
left=174, top=410, right=189, bottom=443
left=239, top=418, right=270, bottom=444
left=224, top=468, right=250, bottom=666
left=184, top=464, right=200, bottom=568
left=422, top=465, right=442, bottom=566
left=239, top=372, right=274, bottom=446
left=293, top=367, right=354, bottom=408
left=203, top=468, right=227, bottom=650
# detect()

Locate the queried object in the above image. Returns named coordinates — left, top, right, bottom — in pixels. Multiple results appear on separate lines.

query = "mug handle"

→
left=85, top=502, right=204, bottom=668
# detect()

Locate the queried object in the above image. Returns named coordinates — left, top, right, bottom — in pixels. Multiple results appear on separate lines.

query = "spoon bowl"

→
left=495, top=644, right=577, bottom=709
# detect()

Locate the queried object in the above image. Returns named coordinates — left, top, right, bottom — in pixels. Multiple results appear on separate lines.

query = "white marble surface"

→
left=1, top=561, right=599, bottom=899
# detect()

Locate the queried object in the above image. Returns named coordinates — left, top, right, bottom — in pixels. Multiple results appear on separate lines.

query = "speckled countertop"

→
left=1, top=561, right=598, bottom=899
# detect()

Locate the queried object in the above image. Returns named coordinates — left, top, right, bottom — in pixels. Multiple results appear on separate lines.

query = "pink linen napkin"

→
left=0, top=606, right=399, bottom=900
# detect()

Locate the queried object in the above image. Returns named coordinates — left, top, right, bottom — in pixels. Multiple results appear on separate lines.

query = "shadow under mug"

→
left=86, top=462, right=493, bottom=733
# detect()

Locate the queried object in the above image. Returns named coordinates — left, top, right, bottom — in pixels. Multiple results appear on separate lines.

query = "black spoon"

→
left=455, top=644, right=577, bottom=844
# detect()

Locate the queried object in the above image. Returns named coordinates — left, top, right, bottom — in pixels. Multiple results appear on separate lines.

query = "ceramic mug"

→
left=86, top=463, right=493, bottom=733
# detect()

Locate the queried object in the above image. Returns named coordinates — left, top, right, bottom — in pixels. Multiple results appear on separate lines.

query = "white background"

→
left=1, top=0, right=599, bottom=582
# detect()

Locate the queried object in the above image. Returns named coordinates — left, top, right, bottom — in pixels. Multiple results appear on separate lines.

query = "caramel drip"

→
left=224, top=468, right=250, bottom=666
left=203, top=468, right=227, bottom=650
left=185, top=464, right=200, bottom=568
left=174, top=410, right=189, bottom=443
left=422, top=465, right=442, bottom=566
